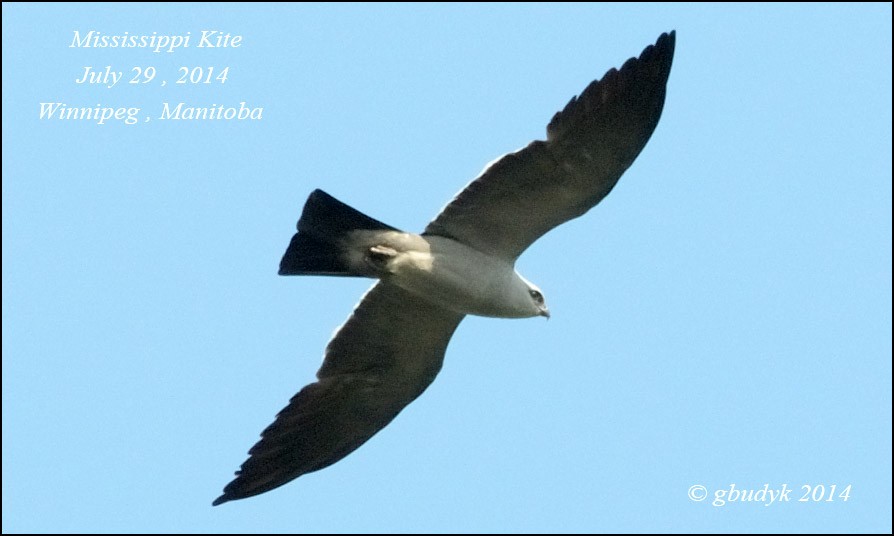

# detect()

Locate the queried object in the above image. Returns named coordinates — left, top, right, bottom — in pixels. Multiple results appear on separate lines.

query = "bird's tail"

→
left=279, top=189, right=400, bottom=276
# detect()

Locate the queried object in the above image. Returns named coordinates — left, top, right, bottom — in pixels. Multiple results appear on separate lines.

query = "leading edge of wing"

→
left=213, top=282, right=464, bottom=505
left=424, top=31, right=676, bottom=260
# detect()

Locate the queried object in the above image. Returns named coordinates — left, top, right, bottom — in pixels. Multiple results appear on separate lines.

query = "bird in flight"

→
left=214, top=31, right=675, bottom=506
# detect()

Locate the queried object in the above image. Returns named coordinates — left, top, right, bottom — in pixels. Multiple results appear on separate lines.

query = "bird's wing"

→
left=213, top=282, right=464, bottom=505
left=425, top=31, right=675, bottom=260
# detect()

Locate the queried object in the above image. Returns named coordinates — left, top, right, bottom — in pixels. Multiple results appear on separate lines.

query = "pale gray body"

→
left=214, top=31, right=675, bottom=506
left=346, top=230, right=548, bottom=318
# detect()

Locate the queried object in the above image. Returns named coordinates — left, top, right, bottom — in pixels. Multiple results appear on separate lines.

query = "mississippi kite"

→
left=214, top=31, right=675, bottom=506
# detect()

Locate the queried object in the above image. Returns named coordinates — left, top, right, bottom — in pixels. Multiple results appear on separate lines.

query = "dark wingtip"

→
left=658, top=30, right=676, bottom=62
left=212, top=494, right=229, bottom=507
left=546, top=30, right=676, bottom=142
left=641, top=30, right=676, bottom=74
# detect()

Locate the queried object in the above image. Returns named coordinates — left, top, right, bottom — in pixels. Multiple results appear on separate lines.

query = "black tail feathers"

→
left=278, top=189, right=398, bottom=276
left=278, top=232, right=352, bottom=276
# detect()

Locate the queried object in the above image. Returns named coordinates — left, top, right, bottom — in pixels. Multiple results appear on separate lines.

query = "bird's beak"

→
left=540, top=308, right=551, bottom=320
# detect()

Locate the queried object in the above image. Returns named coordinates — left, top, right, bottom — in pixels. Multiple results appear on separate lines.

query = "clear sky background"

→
left=2, top=3, right=891, bottom=533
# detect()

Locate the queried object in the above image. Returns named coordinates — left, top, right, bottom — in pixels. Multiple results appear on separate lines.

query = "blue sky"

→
left=2, top=3, right=891, bottom=533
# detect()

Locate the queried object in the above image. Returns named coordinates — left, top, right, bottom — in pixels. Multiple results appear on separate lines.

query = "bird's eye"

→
left=529, top=289, right=543, bottom=304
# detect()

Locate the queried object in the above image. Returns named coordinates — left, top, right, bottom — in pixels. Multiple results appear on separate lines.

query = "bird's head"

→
left=518, top=275, right=550, bottom=319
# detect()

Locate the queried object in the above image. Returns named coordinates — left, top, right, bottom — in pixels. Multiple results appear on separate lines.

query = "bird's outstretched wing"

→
left=213, top=282, right=464, bottom=506
left=425, top=31, right=675, bottom=260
